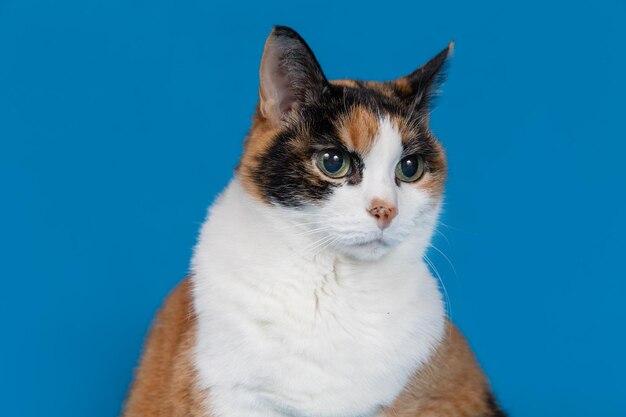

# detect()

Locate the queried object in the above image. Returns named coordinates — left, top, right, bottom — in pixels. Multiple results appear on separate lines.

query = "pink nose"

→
left=368, top=198, right=397, bottom=229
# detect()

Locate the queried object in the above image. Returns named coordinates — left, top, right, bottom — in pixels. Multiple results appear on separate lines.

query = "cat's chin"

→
left=336, top=238, right=393, bottom=262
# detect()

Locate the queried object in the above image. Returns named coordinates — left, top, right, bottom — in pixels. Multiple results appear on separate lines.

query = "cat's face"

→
left=238, top=27, right=451, bottom=261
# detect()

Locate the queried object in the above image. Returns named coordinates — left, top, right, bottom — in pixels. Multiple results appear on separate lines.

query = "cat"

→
left=122, top=26, right=505, bottom=417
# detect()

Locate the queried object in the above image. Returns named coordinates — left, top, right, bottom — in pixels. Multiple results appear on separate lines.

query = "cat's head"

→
left=237, top=26, right=451, bottom=261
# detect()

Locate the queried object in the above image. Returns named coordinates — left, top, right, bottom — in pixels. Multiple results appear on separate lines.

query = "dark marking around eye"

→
left=249, top=82, right=444, bottom=207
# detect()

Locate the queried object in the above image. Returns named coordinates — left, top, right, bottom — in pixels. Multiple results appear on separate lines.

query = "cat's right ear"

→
left=391, top=42, right=454, bottom=112
left=259, top=26, right=329, bottom=126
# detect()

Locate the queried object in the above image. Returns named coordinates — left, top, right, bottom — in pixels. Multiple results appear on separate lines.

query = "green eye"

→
left=316, top=149, right=351, bottom=178
left=396, top=154, right=425, bottom=182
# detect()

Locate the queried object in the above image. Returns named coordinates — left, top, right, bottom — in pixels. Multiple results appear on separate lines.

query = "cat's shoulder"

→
left=122, top=277, right=208, bottom=417
left=382, top=320, right=506, bottom=416
left=139, top=277, right=196, bottom=346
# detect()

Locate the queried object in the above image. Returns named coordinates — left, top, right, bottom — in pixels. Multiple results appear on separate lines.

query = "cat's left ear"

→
left=391, top=41, right=454, bottom=111
left=259, top=26, right=329, bottom=126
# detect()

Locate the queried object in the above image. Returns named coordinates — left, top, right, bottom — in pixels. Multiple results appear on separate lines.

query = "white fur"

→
left=362, top=117, right=403, bottom=207
left=191, top=119, right=445, bottom=417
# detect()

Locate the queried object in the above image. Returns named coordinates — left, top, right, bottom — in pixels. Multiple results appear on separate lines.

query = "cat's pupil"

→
left=323, top=151, right=344, bottom=173
left=401, top=156, right=418, bottom=178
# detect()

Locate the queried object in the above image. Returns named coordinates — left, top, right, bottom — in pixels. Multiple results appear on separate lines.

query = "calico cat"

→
left=122, top=26, right=505, bottom=417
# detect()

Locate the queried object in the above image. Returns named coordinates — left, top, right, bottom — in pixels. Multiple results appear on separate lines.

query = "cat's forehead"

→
left=311, top=80, right=423, bottom=155
left=335, top=104, right=381, bottom=154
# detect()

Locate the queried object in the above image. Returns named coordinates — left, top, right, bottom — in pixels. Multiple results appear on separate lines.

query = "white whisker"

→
left=429, top=244, right=457, bottom=279
left=424, top=254, right=452, bottom=321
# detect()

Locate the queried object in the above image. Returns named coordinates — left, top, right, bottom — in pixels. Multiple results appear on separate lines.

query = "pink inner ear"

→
left=259, top=45, right=298, bottom=123
left=258, top=28, right=328, bottom=126
left=277, top=88, right=299, bottom=117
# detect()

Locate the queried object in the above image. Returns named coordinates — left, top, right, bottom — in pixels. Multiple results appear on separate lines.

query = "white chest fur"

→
left=191, top=180, right=445, bottom=417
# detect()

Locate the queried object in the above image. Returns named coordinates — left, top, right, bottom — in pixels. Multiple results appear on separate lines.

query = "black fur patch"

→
left=485, top=392, right=507, bottom=417
left=253, top=83, right=440, bottom=207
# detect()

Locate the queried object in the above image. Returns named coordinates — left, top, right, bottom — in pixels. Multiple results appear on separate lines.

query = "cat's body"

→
left=123, top=27, right=505, bottom=417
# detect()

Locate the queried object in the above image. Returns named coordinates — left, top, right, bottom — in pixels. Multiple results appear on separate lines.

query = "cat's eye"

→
left=316, top=149, right=351, bottom=178
left=396, top=154, right=425, bottom=183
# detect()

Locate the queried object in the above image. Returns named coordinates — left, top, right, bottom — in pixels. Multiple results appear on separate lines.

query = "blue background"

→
left=1, top=0, right=625, bottom=416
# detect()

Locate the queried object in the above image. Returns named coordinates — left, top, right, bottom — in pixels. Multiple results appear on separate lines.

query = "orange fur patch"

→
left=330, top=79, right=359, bottom=88
left=380, top=322, right=497, bottom=417
left=393, top=77, right=413, bottom=95
left=364, top=80, right=397, bottom=97
left=336, top=105, right=380, bottom=154
left=122, top=279, right=210, bottom=417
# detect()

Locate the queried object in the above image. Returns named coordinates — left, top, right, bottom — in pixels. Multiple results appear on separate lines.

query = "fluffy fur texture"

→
left=192, top=180, right=445, bottom=417
left=122, top=26, right=505, bottom=417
